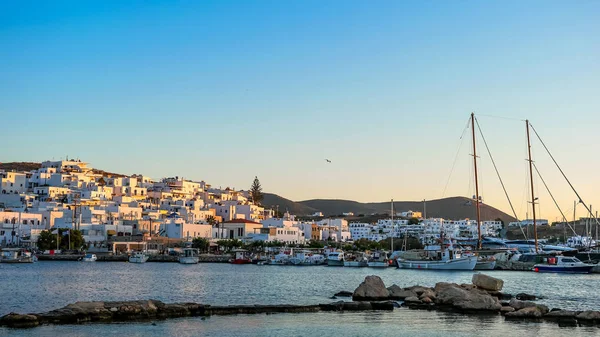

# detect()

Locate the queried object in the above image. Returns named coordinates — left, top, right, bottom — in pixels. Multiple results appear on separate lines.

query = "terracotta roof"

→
left=223, top=219, right=262, bottom=225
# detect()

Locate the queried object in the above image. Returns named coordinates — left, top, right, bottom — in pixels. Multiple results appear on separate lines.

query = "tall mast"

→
left=526, top=119, right=539, bottom=252
left=471, top=113, right=482, bottom=250
left=391, top=199, right=394, bottom=252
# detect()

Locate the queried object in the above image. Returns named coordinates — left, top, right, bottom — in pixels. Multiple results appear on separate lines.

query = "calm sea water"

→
left=0, top=262, right=599, bottom=336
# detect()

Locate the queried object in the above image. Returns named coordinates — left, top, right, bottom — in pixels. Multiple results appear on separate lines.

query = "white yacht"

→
left=326, top=250, right=345, bottom=266
left=179, top=248, right=199, bottom=264
left=128, top=252, right=149, bottom=263
left=82, top=253, right=97, bottom=262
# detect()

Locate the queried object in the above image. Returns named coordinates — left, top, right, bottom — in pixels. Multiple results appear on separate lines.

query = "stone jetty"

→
left=0, top=299, right=394, bottom=329
left=3, top=273, right=599, bottom=329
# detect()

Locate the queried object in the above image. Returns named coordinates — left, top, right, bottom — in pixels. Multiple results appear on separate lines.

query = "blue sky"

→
left=1, top=1, right=599, bottom=220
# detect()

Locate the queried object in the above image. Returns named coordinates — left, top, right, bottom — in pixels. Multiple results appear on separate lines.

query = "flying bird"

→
left=325, top=159, right=331, bottom=163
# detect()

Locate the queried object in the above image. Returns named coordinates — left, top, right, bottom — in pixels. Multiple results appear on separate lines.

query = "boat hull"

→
left=230, top=258, right=252, bottom=264
left=367, top=261, right=390, bottom=268
left=0, top=257, right=34, bottom=263
left=474, top=260, right=496, bottom=270
left=344, top=261, right=368, bottom=267
left=129, top=256, right=149, bottom=263
left=398, top=257, right=477, bottom=270
left=327, top=259, right=344, bottom=266
left=179, top=257, right=199, bottom=264
left=534, top=265, right=594, bottom=274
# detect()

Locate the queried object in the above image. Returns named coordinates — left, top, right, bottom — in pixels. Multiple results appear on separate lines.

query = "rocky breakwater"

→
left=0, top=298, right=394, bottom=329
left=346, top=274, right=600, bottom=328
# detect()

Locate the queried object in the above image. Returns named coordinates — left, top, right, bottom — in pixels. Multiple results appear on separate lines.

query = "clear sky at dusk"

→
left=1, top=1, right=599, bottom=221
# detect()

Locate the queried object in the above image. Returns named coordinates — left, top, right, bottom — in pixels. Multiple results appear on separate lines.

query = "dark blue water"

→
left=1, top=262, right=598, bottom=336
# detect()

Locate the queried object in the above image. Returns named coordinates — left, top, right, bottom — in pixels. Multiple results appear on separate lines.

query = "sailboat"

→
left=469, top=113, right=498, bottom=270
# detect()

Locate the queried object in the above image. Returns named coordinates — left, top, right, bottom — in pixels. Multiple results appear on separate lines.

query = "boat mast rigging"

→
left=525, top=120, right=539, bottom=252
left=471, top=113, right=482, bottom=250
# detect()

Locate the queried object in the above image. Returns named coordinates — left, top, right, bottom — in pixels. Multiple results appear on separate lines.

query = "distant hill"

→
left=262, top=193, right=319, bottom=215
left=266, top=195, right=517, bottom=224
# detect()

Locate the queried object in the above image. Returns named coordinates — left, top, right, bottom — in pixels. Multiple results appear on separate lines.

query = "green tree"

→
left=37, top=230, right=58, bottom=250
left=308, top=240, right=324, bottom=249
left=250, top=176, right=264, bottom=205
left=59, top=229, right=84, bottom=250
left=192, top=237, right=209, bottom=252
left=408, top=217, right=420, bottom=225
left=206, top=215, right=218, bottom=227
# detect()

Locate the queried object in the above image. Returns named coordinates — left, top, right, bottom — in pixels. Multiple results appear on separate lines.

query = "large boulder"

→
left=387, top=285, right=417, bottom=300
left=353, top=276, right=390, bottom=301
left=472, top=274, right=503, bottom=291
left=434, top=282, right=501, bottom=312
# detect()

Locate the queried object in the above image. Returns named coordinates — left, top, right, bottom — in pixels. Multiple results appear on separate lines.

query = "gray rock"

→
left=405, top=286, right=431, bottom=296
left=334, top=291, right=353, bottom=297
left=500, top=306, right=515, bottom=314
left=472, top=274, right=504, bottom=291
left=544, top=310, right=579, bottom=319
left=352, top=275, right=390, bottom=301
left=505, top=306, right=545, bottom=319
left=0, top=313, right=39, bottom=328
left=515, top=293, right=537, bottom=301
left=419, top=289, right=436, bottom=301
left=434, top=282, right=501, bottom=312
left=387, top=285, right=417, bottom=300
left=576, top=310, right=600, bottom=321
left=404, top=296, right=422, bottom=304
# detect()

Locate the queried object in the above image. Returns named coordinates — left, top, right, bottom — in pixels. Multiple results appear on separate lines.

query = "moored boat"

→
left=343, top=253, right=368, bottom=267
left=397, top=245, right=477, bottom=270
left=179, top=248, right=199, bottom=264
left=0, top=248, right=36, bottom=263
left=82, top=253, right=97, bottom=262
left=534, top=256, right=594, bottom=274
left=128, top=252, right=149, bottom=263
left=367, top=250, right=390, bottom=268
left=230, top=249, right=252, bottom=264
left=325, top=249, right=344, bottom=266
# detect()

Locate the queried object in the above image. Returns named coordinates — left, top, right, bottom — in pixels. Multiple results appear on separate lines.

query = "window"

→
left=23, top=220, right=27, bottom=224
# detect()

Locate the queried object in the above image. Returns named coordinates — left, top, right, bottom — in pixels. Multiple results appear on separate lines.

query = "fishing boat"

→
left=534, top=256, right=594, bottom=274
left=265, top=249, right=291, bottom=265
left=343, top=253, right=368, bottom=267
left=397, top=244, right=477, bottom=270
left=128, top=252, right=149, bottom=263
left=179, top=248, right=199, bottom=264
left=229, top=249, right=252, bottom=264
left=82, top=253, right=97, bottom=262
left=288, top=250, right=325, bottom=265
left=0, top=248, right=36, bottom=263
left=474, top=256, right=496, bottom=270
left=367, top=250, right=390, bottom=268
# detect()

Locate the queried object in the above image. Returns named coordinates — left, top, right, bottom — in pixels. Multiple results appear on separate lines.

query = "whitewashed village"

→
left=2, top=158, right=587, bottom=271
left=0, top=159, right=508, bottom=249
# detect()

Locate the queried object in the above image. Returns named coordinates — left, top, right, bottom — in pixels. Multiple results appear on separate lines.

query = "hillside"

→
left=282, top=196, right=517, bottom=223
left=262, top=193, right=319, bottom=215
